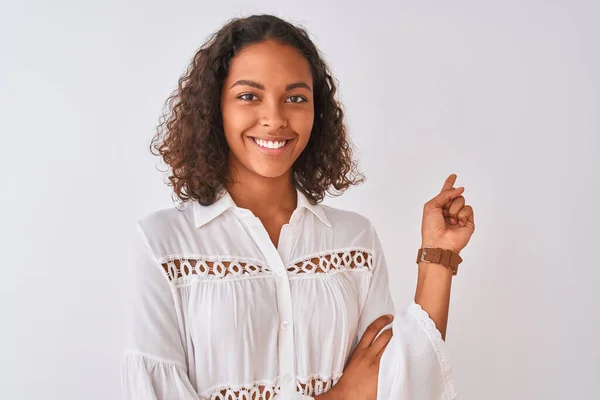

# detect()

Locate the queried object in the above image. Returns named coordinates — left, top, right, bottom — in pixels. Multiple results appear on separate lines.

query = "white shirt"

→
left=121, top=188, right=458, bottom=400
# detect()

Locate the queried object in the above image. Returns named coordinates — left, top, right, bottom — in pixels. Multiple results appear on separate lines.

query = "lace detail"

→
left=297, top=373, right=343, bottom=395
left=287, top=250, right=373, bottom=274
left=199, top=374, right=342, bottom=399
left=160, top=249, right=372, bottom=284
left=408, top=302, right=458, bottom=399
left=161, top=257, right=269, bottom=282
left=202, top=382, right=278, bottom=400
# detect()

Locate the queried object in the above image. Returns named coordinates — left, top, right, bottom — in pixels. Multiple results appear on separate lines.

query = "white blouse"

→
left=121, top=189, right=457, bottom=400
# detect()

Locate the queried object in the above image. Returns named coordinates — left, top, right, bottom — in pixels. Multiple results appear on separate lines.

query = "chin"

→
left=251, top=166, right=291, bottom=179
left=229, top=152, right=299, bottom=181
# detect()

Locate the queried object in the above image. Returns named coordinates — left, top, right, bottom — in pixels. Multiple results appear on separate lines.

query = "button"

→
left=281, top=321, right=289, bottom=330
left=253, top=225, right=261, bottom=232
left=277, top=269, right=286, bottom=276
left=284, top=373, right=293, bottom=382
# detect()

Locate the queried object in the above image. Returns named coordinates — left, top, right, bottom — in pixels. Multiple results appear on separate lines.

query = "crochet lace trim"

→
left=408, top=302, right=458, bottom=399
left=160, top=250, right=372, bottom=283
left=199, top=373, right=343, bottom=399
left=161, top=258, right=269, bottom=281
left=287, top=249, right=372, bottom=274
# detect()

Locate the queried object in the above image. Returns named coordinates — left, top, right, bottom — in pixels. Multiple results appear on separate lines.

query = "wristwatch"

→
left=417, top=246, right=462, bottom=276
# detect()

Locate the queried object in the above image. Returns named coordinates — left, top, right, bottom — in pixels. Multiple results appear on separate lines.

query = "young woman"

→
left=122, top=14, right=475, bottom=400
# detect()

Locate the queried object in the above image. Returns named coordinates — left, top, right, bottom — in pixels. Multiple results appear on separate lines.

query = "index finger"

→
left=356, top=314, right=394, bottom=350
left=440, top=173, right=457, bottom=193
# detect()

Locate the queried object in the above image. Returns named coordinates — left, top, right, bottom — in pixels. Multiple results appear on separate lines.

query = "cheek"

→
left=290, top=109, right=315, bottom=140
left=221, top=104, right=256, bottom=140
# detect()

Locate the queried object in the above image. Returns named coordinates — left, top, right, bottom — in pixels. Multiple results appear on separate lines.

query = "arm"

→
left=414, top=257, right=454, bottom=340
left=332, top=175, right=473, bottom=400
left=366, top=224, right=458, bottom=400
left=417, top=174, right=475, bottom=341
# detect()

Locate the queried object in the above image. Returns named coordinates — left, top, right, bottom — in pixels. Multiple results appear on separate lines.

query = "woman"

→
left=122, top=14, right=475, bottom=400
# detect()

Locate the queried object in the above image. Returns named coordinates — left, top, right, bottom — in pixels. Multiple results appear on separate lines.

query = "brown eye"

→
left=286, top=95, right=307, bottom=103
left=238, top=93, right=259, bottom=101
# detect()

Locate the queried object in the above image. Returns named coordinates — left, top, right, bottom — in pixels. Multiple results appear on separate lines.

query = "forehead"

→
left=225, top=40, right=313, bottom=87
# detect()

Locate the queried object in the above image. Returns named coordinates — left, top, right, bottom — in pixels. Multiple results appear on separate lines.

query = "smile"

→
left=250, top=137, right=292, bottom=149
left=247, top=136, right=295, bottom=156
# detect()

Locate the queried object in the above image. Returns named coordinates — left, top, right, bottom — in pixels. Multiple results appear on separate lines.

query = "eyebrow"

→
left=229, top=79, right=312, bottom=92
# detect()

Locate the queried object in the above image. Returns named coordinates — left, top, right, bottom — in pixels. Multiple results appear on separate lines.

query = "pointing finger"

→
left=440, top=174, right=457, bottom=193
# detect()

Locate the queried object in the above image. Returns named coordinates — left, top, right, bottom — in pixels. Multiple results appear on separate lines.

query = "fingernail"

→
left=449, top=218, right=456, bottom=225
left=386, top=314, right=394, bottom=320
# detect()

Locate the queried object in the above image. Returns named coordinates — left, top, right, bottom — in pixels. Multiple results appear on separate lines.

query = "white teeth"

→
left=253, top=138, right=288, bottom=149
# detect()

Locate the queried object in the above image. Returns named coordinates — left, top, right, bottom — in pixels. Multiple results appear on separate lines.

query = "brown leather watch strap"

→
left=416, top=247, right=462, bottom=276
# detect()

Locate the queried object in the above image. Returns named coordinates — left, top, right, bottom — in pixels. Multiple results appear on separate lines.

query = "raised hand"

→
left=421, top=173, right=475, bottom=254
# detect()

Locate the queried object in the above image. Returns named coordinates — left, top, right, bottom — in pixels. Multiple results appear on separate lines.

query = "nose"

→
left=259, top=100, right=288, bottom=129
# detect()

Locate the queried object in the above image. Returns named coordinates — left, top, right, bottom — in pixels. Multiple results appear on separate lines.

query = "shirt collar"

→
left=193, top=188, right=332, bottom=228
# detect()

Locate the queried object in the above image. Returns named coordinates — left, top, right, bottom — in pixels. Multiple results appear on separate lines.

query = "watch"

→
left=417, top=246, right=462, bottom=276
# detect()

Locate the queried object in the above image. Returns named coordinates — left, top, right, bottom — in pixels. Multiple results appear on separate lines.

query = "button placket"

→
left=243, top=217, right=298, bottom=394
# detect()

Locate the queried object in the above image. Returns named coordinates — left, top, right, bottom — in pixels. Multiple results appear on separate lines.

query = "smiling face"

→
left=220, top=39, right=315, bottom=182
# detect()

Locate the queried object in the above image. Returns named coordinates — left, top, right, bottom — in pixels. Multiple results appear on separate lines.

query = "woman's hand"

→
left=421, top=173, right=475, bottom=253
left=319, top=314, right=394, bottom=400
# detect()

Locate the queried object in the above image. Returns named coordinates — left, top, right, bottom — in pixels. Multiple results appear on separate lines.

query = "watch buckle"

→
left=420, top=247, right=429, bottom=262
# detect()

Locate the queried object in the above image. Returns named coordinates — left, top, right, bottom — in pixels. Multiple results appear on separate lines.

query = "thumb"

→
left=428, top=187, right=464, bottom=209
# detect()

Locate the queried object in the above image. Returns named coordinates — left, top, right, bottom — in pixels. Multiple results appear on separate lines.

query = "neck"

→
left=226, top=168, right=297, bottom=220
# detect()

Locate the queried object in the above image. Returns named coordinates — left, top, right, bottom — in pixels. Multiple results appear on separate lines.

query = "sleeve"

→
left=354, top=224, right=458, bottom=400
left=354, top=224, right=396, bottom=343
left=121, top=223, right=200, bottom=400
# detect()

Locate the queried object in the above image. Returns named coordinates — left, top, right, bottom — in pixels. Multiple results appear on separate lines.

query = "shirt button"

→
left=281, top=321, right=289, bottom=330
left=284, top=373, right=293, bottom=382
left=277, top=269, right=286, bottom=276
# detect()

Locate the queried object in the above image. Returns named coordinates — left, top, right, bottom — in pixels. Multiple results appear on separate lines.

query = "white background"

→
left=1, top=1, right=598, bottom=399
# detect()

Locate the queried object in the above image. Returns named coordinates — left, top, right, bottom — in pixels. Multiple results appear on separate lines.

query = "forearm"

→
left=313, top=385, right=345, bottom=400
left=314, top=391, right=337, bottom=400
left=413, top=259, right=453, bottom=341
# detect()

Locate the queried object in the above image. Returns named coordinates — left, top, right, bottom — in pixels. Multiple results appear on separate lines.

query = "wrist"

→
left=417, top=245, right=461, bottom=276
left=417, top=260, right=454, bottom=278
left=420, top=242, right=461, bottom=254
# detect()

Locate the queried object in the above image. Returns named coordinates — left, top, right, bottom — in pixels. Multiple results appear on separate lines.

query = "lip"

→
left=247, top=136, right=294, bottom=156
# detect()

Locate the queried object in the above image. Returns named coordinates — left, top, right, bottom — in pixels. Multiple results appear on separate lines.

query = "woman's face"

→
left=221, top=39, right=314, bottom=181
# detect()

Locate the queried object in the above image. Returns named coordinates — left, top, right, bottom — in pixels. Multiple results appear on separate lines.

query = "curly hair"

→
left=151, top=14, right=364, bottom=206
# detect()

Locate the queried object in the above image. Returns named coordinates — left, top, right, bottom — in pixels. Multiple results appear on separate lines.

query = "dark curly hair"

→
left=151, top=14, right=364, bottom=206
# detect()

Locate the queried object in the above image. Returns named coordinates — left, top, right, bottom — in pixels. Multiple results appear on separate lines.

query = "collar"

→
left=193, top=188, right=332, bottom=228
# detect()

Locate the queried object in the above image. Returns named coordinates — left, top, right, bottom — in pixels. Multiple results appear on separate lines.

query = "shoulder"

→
left=315, top=204, right=390, bottom=273
left=321, top=204, right=374, bottom=230
left=136, top=202, right=196, bottom=253
left=137, top=202, right=192, bottom=233
left=319, top=204, right=380, bottom=248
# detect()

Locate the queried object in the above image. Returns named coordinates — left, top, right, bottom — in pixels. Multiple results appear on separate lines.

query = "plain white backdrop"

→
left=1, top=0, right=598, bottom=399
